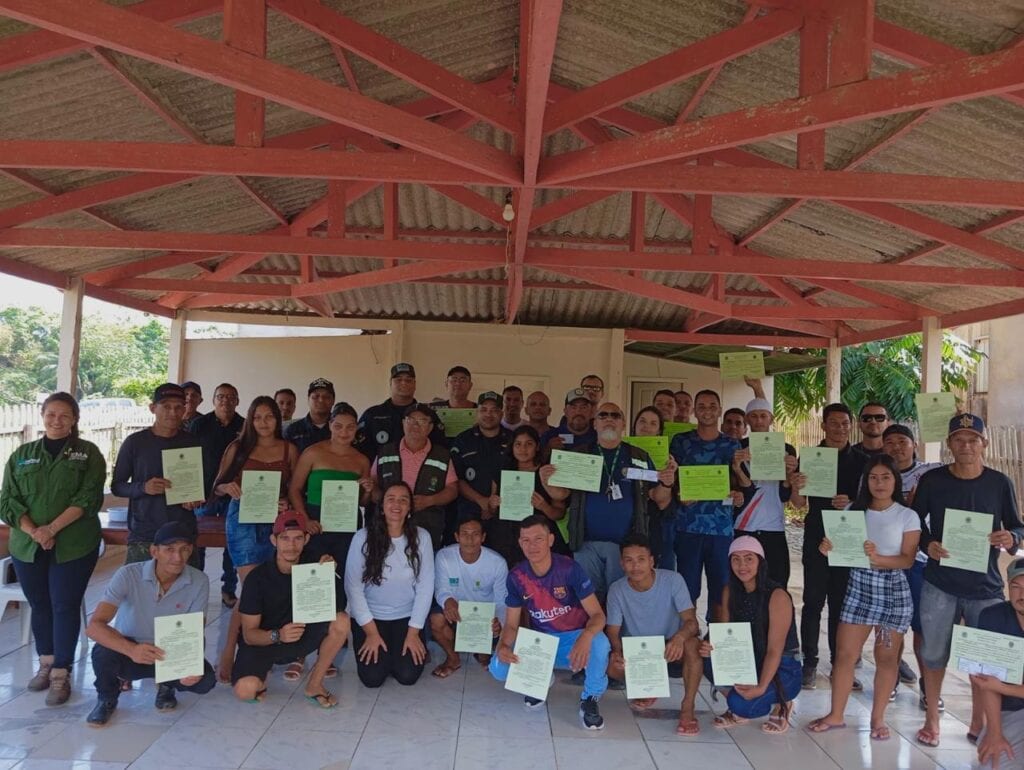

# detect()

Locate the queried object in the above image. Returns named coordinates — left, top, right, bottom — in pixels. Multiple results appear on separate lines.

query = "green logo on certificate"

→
left=472, top=606, right=478, bottom=613
left=176, top=620, right=182, bottom=628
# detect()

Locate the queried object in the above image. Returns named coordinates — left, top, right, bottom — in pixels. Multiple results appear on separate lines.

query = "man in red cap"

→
left=231, top=510, right=350, bottom=708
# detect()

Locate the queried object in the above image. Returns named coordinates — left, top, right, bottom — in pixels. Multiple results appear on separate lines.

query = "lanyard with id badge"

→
left=602, top=445, right=624, bottom=501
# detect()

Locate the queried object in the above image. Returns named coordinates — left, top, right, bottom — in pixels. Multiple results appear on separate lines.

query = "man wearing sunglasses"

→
left=541, top=402, right=675, bottom=602
left=854, top=403, right=890, bottom=456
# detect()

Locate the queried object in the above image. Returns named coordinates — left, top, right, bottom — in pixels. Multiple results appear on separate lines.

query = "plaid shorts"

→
left=840, top=568, right=912, bottom=633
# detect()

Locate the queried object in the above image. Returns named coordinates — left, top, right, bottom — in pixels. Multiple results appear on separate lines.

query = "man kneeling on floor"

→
left=86, top=522, right=216, bottom=726
left=606, top=533, right=703, bottom=733
left=232, top=510, right=350, bottom=708
left=489, top=514, right=611, bottom=730
left=430, top=512, right=508, bottom=678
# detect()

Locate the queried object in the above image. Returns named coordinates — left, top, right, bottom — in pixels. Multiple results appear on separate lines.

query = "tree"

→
left=773, top=332, right=982, bottom=424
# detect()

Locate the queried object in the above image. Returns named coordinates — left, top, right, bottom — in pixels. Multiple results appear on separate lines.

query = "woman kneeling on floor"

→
left=808, top=454, right=920, bottom=741
left=699, top=536, right=802, bottom=734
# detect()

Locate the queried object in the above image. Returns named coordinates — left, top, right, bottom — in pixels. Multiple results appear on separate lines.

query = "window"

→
left=974, top=336, right=989, bottom=394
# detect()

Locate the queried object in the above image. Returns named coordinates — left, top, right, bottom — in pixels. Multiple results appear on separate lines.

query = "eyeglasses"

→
left=213, top=394, right=238, bottom=402
left=860, top=414, right=888, bottom=422
left=404, top=417, right=432, bottom=427
left=581, top=385, right=603, bottom=392
left=595, top=411, right=623, bottom=420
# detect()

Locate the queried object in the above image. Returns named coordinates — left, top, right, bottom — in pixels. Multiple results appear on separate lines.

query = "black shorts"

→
left=231, top=622, right=330, bottom=684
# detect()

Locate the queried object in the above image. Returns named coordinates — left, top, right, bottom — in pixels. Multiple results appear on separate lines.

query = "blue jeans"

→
left=489, top=628, right=610, bottom=700
left=573, top=541, right=624, bottom=599
left=13, top=545, right=99, bottom=670
left=703, top=655, right=802, bottom=719
left=224, top=498, right=274, bottom=568
left=675, top=531, right=731, bottom=610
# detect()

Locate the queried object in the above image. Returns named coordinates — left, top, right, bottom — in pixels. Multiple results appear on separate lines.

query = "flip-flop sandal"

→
left=628, top=698, right=657, bottom=712
left=676, top=718, right=700, bottom=736
left=967, top=732, right=979, bottom=745
left=244, top=688, right=267, bottom=704
left=283, top=661, right=304, bottom=681
left=808, top=719, right=847, bottom=733
left=762, top=716, right=790, bottom=735
left=915, top=728, right=940, bottom=747
left=119, top=678, right=133, bottom=692
left=304, top=690, right=337, bottom=709
left=431, top=662, right=461, bottom=679
left=324, top=664, right=338, bottom=679
left=474, top=654, right=491, bottom=668
left=713, top=712, right=748, bottom=729
left=870, top=725, right=891, bottom=741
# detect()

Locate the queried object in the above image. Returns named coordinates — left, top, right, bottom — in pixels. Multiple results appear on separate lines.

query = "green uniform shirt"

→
left=0, top=437, right=105, bottom=563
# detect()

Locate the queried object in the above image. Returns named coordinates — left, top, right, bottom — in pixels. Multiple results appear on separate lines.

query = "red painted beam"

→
left=529, top=190, right=618, bottom=230
left=539, top=44, right=1024, bottom=183
left=267, top=0, right=519, bottom=134
left=890, top=211, right=1024, bottom=266
left=569, top=163, right=1024, bottom=209
left=874, top=20, right=1024, bottom=108
left=106, top=277, right=291, bottom=296
left=543, top=267, right=734, bottom=317
left=0, top=0, right=219, bottom=73
left=828, top=0, right=874, bottom=88
left=797, top=13, right=828, bottom=170
left=224, top=0, right=267, bottom=149
left=544, top=10, right=800, bottom=133
left=86, top=250, right=224, bottom=286
left=0, top=0, right=519, bottom=183
left=0, top=141, right=505, bottom=186
left=292, top=260, right=497, bottom=298
left=626, top=329, right=832, bottom=347
left=519, top=0, right=562, bottom=186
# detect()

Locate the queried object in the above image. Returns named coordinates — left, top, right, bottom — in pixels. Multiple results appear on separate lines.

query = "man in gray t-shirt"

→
left=606, top=534, right=704, bottom=734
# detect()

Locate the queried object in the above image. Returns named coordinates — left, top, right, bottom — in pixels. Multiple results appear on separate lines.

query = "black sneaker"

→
left=155, top=684, right=177, bottom=711
left=607, top=677, right=626, bottom=691
left=523, top=695, right=545, bottom=710
left=851, top=676, right=863, bottom=692
left=918, top=678, right=945, bottom=713
left=579, top=695, right=604, bottom=730
left=898, top=659, right=916, bottom=684
left=570, top=669, right=585, bottom=686
left=86, top=699, right=117, bottom=727
left=801, top=665, right=817, bottom=690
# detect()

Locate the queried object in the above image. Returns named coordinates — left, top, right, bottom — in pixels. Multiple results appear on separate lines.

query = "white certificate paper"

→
left=291, top=562, right=337, bottom=624
left=504, top=628, right=558, bottom=701
left=709, top=622, right=758, bottom=686
left=161, top=447, right=205, bottom=505
left=154, top=611, right=205, bottom=684
left=949, top=625, right=1024, bottom=684
left=623, top=635, right=670, bottom=700
left=455, top=601, right=496, bottom=654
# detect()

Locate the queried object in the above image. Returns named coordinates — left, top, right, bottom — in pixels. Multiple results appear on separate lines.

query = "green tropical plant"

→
left=773, top=332, right=982, bottom=424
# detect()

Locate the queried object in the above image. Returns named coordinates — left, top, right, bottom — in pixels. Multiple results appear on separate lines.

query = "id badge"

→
left=610, top=483, right=623, bottom=501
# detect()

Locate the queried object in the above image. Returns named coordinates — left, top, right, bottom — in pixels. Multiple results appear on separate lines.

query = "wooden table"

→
left=0, top=513, right=226, bottom=549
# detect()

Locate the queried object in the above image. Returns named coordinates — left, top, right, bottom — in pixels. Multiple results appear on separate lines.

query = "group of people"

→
left=1, top=363, right=1022, bottom=767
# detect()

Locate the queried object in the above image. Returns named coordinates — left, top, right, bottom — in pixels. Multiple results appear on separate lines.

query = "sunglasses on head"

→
left=596, top=411, right=623, bottom=420
left=860, top=414, right=888, bottom=422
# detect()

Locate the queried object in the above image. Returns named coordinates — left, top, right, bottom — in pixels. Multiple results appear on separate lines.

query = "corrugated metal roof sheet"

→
left=0, top=0, right=1020, bottom=339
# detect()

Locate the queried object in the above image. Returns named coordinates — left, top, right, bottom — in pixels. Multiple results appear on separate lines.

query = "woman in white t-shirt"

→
left=808, top=454, right=921, bottom=741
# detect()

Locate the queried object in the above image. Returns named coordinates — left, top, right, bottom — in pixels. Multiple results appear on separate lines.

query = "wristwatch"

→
left=270, top=628, right=281, bottom=644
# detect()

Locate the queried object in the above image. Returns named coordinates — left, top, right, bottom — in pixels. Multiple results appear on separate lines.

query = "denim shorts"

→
left=918, top=580, right=1002, bottom=670
left=225, top=498, right=275, bottom=568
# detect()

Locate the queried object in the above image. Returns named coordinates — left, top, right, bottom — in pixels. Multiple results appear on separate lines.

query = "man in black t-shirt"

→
left=231, top=511, right=350, bottom=708
left=974, top=559, right=1024, bottom=768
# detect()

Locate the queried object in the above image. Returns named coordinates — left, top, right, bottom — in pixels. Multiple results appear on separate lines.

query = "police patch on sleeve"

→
left=376, top=430, right=390, bottom=444
left=465, top=467, right=477, bottom=481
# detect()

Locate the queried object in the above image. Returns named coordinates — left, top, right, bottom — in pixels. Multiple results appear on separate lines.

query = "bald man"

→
left=541, top=402, right=674, bottom=600
left=525, top=391, right=554, bottom=436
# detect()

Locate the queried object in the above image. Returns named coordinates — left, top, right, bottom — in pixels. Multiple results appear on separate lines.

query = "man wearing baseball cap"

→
left=913, top=414, right=1024, bottom=748
left=731, top=397, right=798, bottom=589
left=451, top=392, right=512, bottom=554
left=357, top=363, right=445, bottom=462
left=284, top=378, right=335, bottom=453
left=974, top=558, right=1024, bottom=768
left=181, top=381, right=204, bottom=426
left=232, top=510, right=350, bottom=708
left=431, top=365, right=476, bottom=409
left=540, top=388, right=597, bottom=451
left=111, top=384, right=203, bottom=564
left=85, top=522, right=215, bottom=726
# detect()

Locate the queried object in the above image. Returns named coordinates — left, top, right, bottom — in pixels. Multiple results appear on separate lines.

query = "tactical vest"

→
left=375, top=441, right=451, bottom=549
left=566, top=443, right=654, bottom=551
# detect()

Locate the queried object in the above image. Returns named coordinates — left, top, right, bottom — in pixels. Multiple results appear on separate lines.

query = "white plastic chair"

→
left=0, top=540, right=106, bottom=648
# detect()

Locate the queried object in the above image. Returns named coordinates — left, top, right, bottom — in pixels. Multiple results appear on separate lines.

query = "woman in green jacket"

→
left=0, top=392, right=105, bottom=706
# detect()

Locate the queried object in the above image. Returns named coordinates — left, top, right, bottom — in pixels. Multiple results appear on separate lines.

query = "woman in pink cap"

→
left=698, top=535, right=801, bottom=733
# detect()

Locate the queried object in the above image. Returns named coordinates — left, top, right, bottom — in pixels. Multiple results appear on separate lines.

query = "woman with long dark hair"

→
left=488, top=425, right=568, bottom=565
left=211, top=396, right=298, bottom=680
left=699, top=536, right=801, bottom=733
left=344, top=481, right=434, bottom=687
left=809, top=454, right=920, bottom=740
left=0, top=392, right=105, bottom=706
left=630, top=406, right=678, bottom=568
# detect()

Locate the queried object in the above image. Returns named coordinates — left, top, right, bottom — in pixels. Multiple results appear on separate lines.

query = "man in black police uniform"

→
left=284, top=378, right=335, bottom=453
left=452, top=391, right=512, bottom=550
left=357, top=363, right=445, bottom=462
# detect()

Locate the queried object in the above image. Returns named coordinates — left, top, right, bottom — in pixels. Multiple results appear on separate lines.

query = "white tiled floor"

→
left=0, top=545, right=993, bottom=769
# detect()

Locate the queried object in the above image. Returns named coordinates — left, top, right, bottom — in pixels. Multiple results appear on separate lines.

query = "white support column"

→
left=56, top=278, right=83, bottom=394
left=167, top=311, right=187, bottom=383
left=607, top=328, right=625, bottom=406
left=921, top=316, right=943, bottom=462
left=825, top=338, right=842, bottom=404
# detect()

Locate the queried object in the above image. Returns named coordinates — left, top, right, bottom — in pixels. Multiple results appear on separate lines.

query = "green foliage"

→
left=773, top=332, right=982, bottom=424
left=0, top=306, right=168, bottom=404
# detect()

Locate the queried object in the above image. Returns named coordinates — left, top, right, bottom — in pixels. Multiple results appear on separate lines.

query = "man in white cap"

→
left=731, top=397, right=798, bottom=589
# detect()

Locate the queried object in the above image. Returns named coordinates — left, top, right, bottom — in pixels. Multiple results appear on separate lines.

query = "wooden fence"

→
left=779, top=416, right=1024, bottom=505
left=0, top=404, right=153, bottom=487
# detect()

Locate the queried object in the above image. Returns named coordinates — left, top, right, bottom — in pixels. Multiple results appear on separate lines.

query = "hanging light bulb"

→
left=502, top=191, right=515, bottom=222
